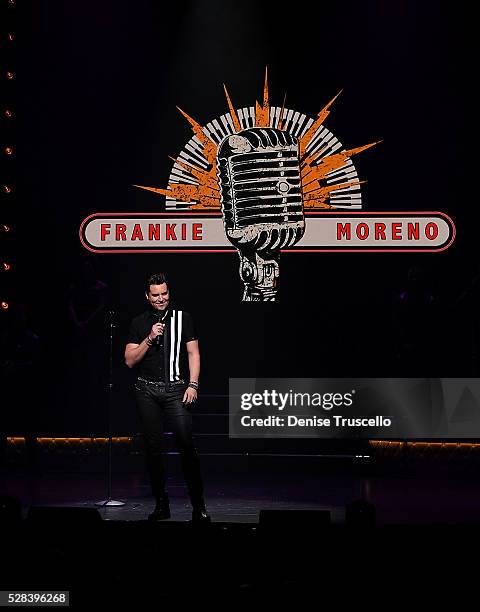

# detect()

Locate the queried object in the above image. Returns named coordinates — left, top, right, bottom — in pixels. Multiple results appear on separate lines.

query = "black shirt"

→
left=126, top=307, right=197, bottom=382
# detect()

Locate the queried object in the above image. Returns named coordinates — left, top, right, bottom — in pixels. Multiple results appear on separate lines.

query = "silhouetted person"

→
left=0, top=301, right=43, bottom=436
left=453, top=266, right=480, bottom=375
left=392, top=266, right=439, bottom=375
left=66, top=254, right=110, bottom=433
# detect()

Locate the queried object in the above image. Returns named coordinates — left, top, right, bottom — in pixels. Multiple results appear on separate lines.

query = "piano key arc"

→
left=166, top=106, right=362, bottom=211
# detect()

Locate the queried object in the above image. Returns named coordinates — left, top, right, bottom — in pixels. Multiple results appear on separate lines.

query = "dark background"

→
left=1, top=0, right=475, bottom=436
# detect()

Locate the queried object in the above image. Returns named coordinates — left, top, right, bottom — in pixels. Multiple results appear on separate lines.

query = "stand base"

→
left=95, top=499, right=126, bottom=507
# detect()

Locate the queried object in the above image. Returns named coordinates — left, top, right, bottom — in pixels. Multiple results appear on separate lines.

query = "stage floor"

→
left=2, top=458, right=480, bottom=606
left=3, top=457, right=480, bottom=525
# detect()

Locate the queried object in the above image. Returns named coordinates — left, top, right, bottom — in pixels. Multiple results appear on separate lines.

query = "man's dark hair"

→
left=145, top=272, right=168, bottom=294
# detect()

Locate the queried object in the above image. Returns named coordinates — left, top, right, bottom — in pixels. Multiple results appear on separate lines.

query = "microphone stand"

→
left=95, top=309, right=125, bottom=508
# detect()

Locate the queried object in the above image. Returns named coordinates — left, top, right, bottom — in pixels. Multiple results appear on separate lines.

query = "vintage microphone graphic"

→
left=217, top=127, right=305, bottom=301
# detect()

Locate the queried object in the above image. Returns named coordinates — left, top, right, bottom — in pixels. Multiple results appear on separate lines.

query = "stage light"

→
left=370, top=440, right=480, bottom=451
left=6, top=72, right=14, bottom=80
left=4, top=110, right=13, bottom=119
left=4, top=147, right=14, bottom=156
left=1, top=224, right=12, bottom=232
left=2, top=263, right=11, bottom=271
left=8, top=33, right=15, bottom=42
left=2, top=185, right=12, bottom=194
left=1, top=302, right=9, bottom=311
left=36, top=436, right=133, bottom=445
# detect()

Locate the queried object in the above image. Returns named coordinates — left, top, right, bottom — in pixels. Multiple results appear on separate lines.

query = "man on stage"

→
left=124, top=272, right=210, bottom=523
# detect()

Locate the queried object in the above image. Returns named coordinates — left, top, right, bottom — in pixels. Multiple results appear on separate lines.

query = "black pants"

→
left=134, top=378, right=204, bottom=504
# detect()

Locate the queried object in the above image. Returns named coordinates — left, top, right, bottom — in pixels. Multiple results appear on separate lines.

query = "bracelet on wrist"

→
left=145, top=336, right=153, bottom=346
left=188, top=381, right=199, bottom=390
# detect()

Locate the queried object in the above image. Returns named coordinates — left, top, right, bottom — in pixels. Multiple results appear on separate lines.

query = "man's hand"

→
left=150, top=322, right=165, bottom=339
left=183, top=386, right=198, bottom=405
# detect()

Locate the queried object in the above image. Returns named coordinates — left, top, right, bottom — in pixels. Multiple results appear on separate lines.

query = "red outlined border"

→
left=79, top=211, right=233, bottom=254
left=289, top=210, right=456, bottom=253
left=79, top=210, right=456, bottom=254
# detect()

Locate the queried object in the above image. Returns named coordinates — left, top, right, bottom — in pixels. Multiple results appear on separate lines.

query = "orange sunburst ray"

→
left=165, top=181, right=219, bottom=202
left=189, top=196, right=222, bottom=209
left=176, top=106, right=217, bottom=166
left=303, top=179, right=366, bottom=209
left=300, top=145, right=329, bottom=169
left=255, top=66, right=270, bottom=127
left=301, top=141, right=380, bottom=186
left=133, top=183, right=197, bottom=200
left=299, top=90, right=343, bottom=158
left=277, top=92, right=287, bottom=130
left=134, top=183, right=221, bottom=209
left=303, top=200, right=333, bottom=209
left=168, top=156, right=219, bottom=192
left=223, top=84, right=242, bottom=133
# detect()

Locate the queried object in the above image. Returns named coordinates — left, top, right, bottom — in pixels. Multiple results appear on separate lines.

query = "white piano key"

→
left=331, top=187, right=362, bottom=196
left=294, top=114, right=308, bottom=137
left=326, top=167, right=357, bottom=181
left=312, top=138, right=342, bottom=161
left=205, top=122, right=221, bottom=143
left=171, top=173, right=197, bottom=186
left=248, top=106, right=255, bottom=127
left=178, top=150, right=201, bottom=166
left=300, top=117, right=314, bottom=137
left=284, top=108, right=294, bottom=132
left=331, top=194, right=362, bottom=201
left=172, top=162, right=197, bottom=179
left=185, top=143, right=208, bottom=168
left=291, top=111, right=300, bottom=133
left=239, top=107, right=249, bottom=128
left=188, top=136, right=203, bottom=150
left=221, top=114, right=235, bottom=137
left=202, top=126, right=214, bottom=141
left=307, top=126, right=329, bottom=151
left=212, top=118, right=226, bottom=140
left=271, top=106, right=279, bottom=128
left=327, top=168, right=357, bottom=181
left=224, top=112, right=236, bottom=134
left=237, top=107, right=245, bottom=128
left=188, top=138, right=208, bottom=160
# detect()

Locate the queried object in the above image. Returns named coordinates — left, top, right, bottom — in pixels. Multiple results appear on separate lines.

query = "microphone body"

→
left=217, top=127, right=305, bottom=301
left=154, top=311, right=168, bottom=346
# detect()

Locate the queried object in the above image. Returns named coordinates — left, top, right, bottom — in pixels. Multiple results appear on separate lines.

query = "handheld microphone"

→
left=154, top=310, right=168, bottom=346
left=217, top=127, right=305, bottom=301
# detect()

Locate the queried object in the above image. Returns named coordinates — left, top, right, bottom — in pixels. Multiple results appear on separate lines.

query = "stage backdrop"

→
left=4, top=0, right=475, bottom=438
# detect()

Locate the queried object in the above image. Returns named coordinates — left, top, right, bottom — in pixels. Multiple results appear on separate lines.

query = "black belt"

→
left=137, top=376, right=185, bottom=386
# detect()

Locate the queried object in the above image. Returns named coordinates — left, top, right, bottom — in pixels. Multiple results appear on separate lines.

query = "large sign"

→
left=80, top=70, right=455, bottom=301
